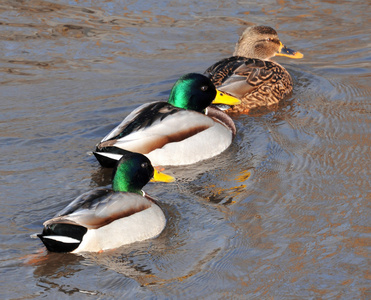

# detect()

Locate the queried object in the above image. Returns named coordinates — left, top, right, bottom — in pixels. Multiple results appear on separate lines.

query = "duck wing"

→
left=44, top=189, right=151, bottom=230
left=205, top=56, right=277, bottom=97
left=99, top=102, right=177, bottom=142
left=205, top=56, right=293, bottom=112
left=96, top=101, right=213, bottom=155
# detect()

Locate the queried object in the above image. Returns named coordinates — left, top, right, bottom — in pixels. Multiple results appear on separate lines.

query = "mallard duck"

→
left=36, top=151, right=175, bottom=253
left=205, top=25, right=303, bottom=114
left=94, top=73, right=240, bottom=168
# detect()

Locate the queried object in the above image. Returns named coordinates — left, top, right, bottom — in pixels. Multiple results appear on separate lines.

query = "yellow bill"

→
left=151, top=169, right=175, bottom=183
left=276, top=41, right=303, bottom=59
left=212, top=89, right=241, bottom=105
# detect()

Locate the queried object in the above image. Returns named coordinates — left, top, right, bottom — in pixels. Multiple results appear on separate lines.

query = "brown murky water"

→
left=1, top=0, right=370, bottom=298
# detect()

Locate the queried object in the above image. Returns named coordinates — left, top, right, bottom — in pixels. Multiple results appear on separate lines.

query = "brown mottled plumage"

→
left=205, top=25, right=303, bottom=114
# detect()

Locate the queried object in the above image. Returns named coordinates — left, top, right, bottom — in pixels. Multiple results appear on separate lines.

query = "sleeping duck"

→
left=36, top=150, right=174, bottom=253
left=94, top=73, right=240, bottom=168
left=205, top=25, right=303, bottom=114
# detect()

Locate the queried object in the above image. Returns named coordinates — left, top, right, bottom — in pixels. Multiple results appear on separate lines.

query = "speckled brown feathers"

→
left=206, top=56, right=293, bottom=114
left=204, top=25, right=303, bottom=114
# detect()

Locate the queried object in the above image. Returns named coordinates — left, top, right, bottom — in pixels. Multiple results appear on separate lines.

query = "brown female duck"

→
left=205, top=25, right=303, bottom=114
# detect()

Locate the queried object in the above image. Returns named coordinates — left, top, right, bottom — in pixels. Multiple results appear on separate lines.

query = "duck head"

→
left=112, top=151, right=174, bottom=194
left=233, top=25, right=303, bottom=60
left=168, top=73, right=240, bottom=112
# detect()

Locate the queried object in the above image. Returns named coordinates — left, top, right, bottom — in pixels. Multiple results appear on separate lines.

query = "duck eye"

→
left=266, top=38, right=272, bottom=42
left=200, top=86, right=208, bottom=92
left=141, top=162, right=148, bottom=169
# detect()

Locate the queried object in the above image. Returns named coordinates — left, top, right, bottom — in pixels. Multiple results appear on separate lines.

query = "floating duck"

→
left=205, top=25, right=303, bottom=114
left=36, top=151, right=174, bottom=253
left=94, top=73, right=240, bottom=168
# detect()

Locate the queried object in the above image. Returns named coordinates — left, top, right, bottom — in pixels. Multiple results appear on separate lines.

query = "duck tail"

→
left=37, top=223, right=87, bottom=253
left=93, top=146, right=128, bottom=168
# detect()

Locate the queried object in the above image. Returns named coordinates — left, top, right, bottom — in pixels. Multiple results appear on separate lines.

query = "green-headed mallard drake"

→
left=205, top=25, right=303, bottom=114
left=93, top=73, right=240, bottom=168
left=36, top=151, right=174, bottom=253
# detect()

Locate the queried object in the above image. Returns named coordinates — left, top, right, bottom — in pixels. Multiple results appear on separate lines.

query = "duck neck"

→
left=234, top=41, right=255, bottom=57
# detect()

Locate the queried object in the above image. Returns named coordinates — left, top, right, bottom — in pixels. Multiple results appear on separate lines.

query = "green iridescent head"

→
left=167, top=73, right=240, bottom=112
left=112, top=151, right=175, bottom=194
left=167, top=73, right=217, bottom=112
left=112, top=151, right=154, bottom=194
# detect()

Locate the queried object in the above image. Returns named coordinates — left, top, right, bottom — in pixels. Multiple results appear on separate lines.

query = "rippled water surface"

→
left=1, top=0, right=370, bottom=298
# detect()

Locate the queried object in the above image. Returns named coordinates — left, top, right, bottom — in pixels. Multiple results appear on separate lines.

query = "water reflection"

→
left=1, top=0, right=370, bottom=298
left=32, top=252, right=84, bottom=278
left=28, top=198, right=234, bottom=292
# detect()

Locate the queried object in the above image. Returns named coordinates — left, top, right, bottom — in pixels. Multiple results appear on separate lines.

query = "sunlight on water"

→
left=0, top=0, right=370, bottom=298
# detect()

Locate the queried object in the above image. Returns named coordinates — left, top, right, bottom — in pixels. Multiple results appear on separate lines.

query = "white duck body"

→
left=38, top=188, right=166, bottom=253
left=94, top=102, right=236, bottom=167
left=75, top=198, right=165, bottom=253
